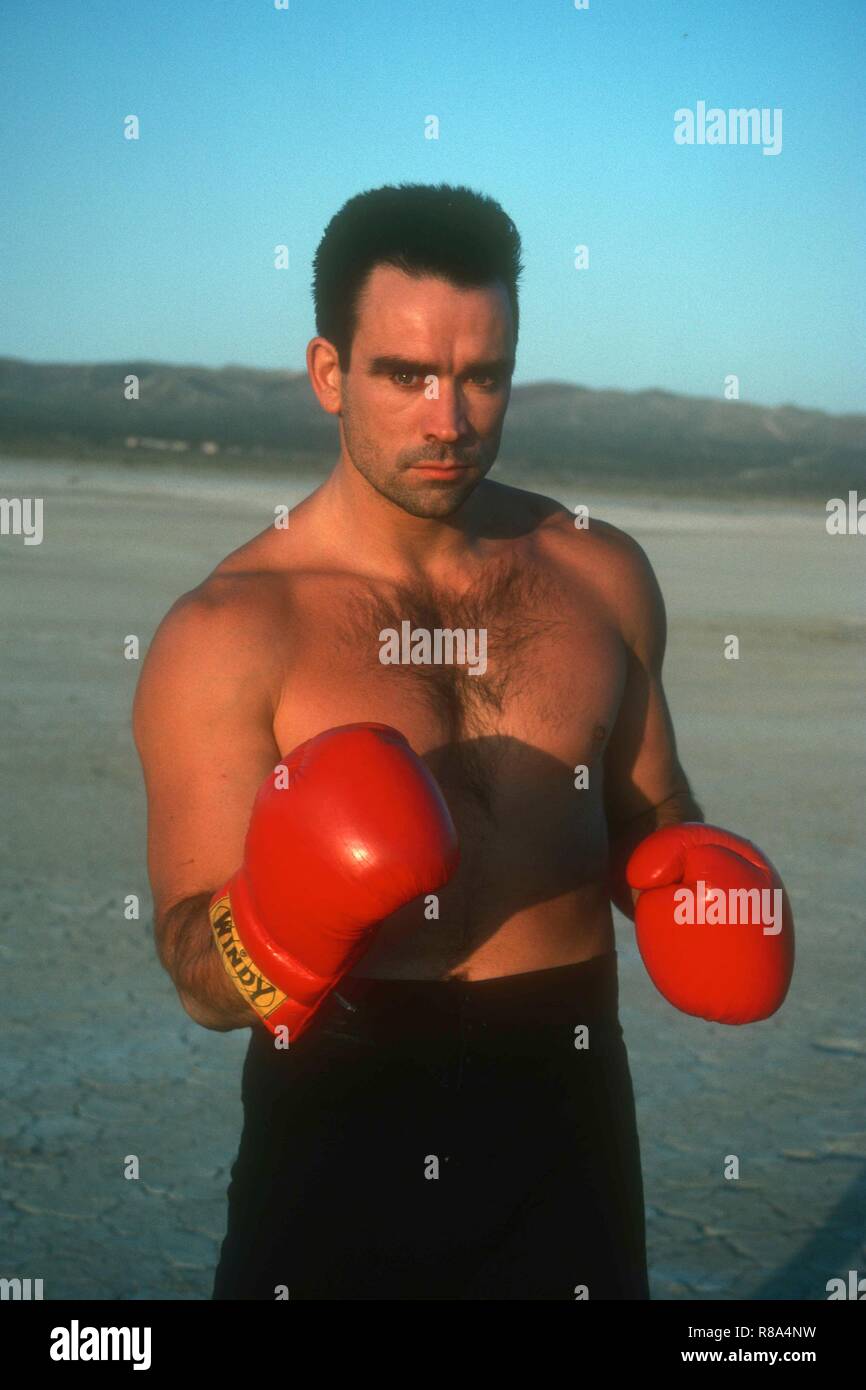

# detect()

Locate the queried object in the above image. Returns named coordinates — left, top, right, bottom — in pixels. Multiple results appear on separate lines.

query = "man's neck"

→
left=312, top=459, right=492, bottom=582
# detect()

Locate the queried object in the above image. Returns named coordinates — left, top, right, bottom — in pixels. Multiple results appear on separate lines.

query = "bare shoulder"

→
left=512, top=487, right=666, bottom=655
left=149, top=565, right=282, bottom=666
left=485, top=477, right=640, bottom=553
left=133, top=547, right=288, bottom=742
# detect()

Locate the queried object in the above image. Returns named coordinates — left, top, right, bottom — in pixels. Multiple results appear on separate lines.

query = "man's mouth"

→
left=409, top=461, right=472, bottom=476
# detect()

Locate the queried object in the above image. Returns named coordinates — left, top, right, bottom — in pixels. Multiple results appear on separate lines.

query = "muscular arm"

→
left=132, top=584, right=283, bottom=1030
left=599, top=531, right=703, bottom=918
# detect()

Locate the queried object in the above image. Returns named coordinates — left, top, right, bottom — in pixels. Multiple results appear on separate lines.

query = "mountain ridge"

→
left=1, top=357, right=862, bottom=495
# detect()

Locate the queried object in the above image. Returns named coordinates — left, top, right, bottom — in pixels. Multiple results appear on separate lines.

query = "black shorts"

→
left=212, top=950, right=649, bottom=1300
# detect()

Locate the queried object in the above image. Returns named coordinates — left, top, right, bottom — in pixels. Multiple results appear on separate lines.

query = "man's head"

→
left=308, top=183, right=523, bottom=519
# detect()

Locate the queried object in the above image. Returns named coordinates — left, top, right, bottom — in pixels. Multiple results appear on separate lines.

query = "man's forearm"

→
left=608, top=789, right=705, bottom=920
left=155, top=892, right=254, bottom=1032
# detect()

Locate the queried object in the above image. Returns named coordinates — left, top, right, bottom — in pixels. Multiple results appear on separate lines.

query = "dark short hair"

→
left=312, top=182, right=523, bottom=369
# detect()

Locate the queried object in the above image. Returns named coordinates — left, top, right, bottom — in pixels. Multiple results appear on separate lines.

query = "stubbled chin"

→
left=397, top=481, right=479, bottom=519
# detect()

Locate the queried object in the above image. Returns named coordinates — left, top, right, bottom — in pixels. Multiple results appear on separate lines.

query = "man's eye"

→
left=390, top=372, right=500, bottom=390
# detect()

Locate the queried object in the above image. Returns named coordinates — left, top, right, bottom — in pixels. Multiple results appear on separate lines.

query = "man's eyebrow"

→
left=367, top=355, right=514, bottom=377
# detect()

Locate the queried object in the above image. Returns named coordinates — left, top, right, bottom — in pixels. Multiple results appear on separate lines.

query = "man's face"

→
left=337, top=264, right=515, bottom=519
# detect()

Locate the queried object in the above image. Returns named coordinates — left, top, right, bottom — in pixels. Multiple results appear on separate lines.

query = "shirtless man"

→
left=133, top=183, right=793, bottom=1301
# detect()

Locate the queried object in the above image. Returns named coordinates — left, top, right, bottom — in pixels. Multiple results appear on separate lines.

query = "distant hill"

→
left=0, top=357, right=863, bottom=495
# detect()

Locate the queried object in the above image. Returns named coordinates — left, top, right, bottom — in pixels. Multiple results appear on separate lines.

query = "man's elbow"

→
left=177, top=985, right=244, bottom=1033
left=177, top=986, right=217, bottom=1029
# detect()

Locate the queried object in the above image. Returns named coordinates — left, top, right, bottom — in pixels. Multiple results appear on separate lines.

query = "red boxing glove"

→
left=626, top=823, right=794, bottom=1024
left=209, top=723, right=459, bottom=1039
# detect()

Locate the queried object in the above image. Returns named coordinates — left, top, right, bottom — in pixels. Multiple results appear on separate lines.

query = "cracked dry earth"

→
left=1, top=458, right=864, bottom=1300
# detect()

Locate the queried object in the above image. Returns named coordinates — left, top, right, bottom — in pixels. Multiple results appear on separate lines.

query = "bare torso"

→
left=206, top=481, right=629, bottom=981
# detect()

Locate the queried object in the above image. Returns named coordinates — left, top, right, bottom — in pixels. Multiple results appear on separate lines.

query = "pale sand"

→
left=1, top=455, right=864, bottom=1300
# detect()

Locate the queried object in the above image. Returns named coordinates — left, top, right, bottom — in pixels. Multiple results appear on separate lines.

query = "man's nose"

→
left=422, top=381, right=469, bottom=439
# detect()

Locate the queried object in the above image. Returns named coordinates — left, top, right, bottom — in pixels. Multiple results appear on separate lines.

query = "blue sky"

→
left=2, top=0, right=863, bottom=412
